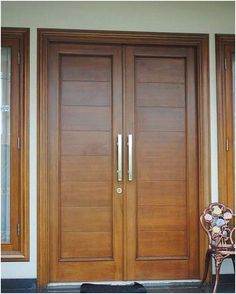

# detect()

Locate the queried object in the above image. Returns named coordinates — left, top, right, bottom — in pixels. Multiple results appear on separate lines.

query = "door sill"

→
left=47, top=279, right=201, bottom=289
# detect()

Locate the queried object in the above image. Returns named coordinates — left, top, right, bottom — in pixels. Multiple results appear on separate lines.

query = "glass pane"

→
left=1, top=47, right=11, bottom=244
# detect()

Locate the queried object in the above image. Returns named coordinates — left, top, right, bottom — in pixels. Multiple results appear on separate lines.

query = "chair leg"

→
left=230, top=254, right=235, bottom=272
left=212, top=254, right=224, bottom=293
left=200, top=249, right=212, bottom=287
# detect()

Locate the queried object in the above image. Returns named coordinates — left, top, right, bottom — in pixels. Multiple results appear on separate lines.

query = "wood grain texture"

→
left=44, top=42, right=123, bottom=283
left=136, top=57, right=185, bottom=83
left=61, top=232, right=112, bottom=259
left=61, top=56, right=111, bottom=81
left=61, top=207, right=112, bottom=232
left=135, top=260, right=189, bottom=280
left=38, top=29, right=210, bottom=287
left=61, top=156, right=112, bottom=181
left=125, top=46, right=200, bottom=280
left=138, top=206, right=186, bottom=231
left=138, top=231, right=187, bottom=257
left=137, top=132, right=185, bottom=157
left=138, top=157, right=185, bottom=180
left=136, top=82, right=185, bottom=107
left=216, top=34, right=235, bottom=210
left=137, top=107, right=185, bottom=132
left=61, top=81, right=111, bottom=106
left=61, top=131, right=111, bottom=156
left=61, top=106, right=111, bottom=131
left=138, top=181, right=186, bottom=206
left=61, top=182, right=111, bottom=207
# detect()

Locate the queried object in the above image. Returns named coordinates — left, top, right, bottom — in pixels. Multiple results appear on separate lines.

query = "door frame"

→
left=38, top=29, right=210, bottom=288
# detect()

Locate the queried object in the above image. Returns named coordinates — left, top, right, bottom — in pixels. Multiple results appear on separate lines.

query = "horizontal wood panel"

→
left=61, top=156, right=111, bottom=182
left=136, top=83, right=185, bottom=107
left=137, top=132, right=185, bottom=157
left=139, top=154, right=185, bottom=168
left=61, top=106, right=111, bottom=131
left=61, top=182, right=111, bottom=207
left=61, top=232, right=112, bottom=258
left=57, top=261, right=117, bottom=281
left=61, top=56, right=111, bottom=81
left=138, top=206, right=186, bottom=231
left=137, top=107, right=185, bottom=132
left=61, top=207, right=111, bottom=232
left=138, top=231, right=187, bottom=257
left=138, top=158, right=185, bottom=180
left=136, top=57, right=185, bottom=83
left=61, top=131, right=111, bottom=156
left=138, top=181, right=186, bottom=206
left=135, top=260, right=188, bottom=280
left=61, top=81, right=111, bottom=106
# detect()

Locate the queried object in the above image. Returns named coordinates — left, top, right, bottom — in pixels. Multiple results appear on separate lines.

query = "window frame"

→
left=1, top=27, right=29, bottom=261
left=216, top=34, right=235, bottom=209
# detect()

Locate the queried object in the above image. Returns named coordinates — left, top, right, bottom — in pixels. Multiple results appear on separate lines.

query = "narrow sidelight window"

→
left=216, top=34, right=235, bottom=209
left=1, top=28, right=29, bottom=261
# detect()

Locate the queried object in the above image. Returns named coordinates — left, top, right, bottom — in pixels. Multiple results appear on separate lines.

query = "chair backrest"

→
left=200, top=202, right=235, bottom=249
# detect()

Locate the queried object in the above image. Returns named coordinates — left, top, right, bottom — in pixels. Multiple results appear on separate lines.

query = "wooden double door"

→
left=47, top=42, right=199, bottom=282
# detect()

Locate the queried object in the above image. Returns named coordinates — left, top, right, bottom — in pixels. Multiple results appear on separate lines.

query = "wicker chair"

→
left=200, top=202, right=235, bottom=293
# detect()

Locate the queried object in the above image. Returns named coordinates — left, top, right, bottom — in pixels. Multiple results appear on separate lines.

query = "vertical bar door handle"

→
left=128, top=134, right=133, bottom=181
left=117, top=134, right=122, bottom=181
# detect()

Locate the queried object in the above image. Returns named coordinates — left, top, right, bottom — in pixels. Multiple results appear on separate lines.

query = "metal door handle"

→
left=128, top=134, right=133, bottom=181
left=117, top=134, right=122, bottom=181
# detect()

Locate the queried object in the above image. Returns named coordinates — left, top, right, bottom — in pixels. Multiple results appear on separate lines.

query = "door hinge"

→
left=224, top=58, right=227, bottom=70
left=17, top=223, right=20, bottom=236
left=17, top=52, right=21, bottom=65
left=17, top=137, right=21, bottom=150
left=226, top=138, right=229, bottom=151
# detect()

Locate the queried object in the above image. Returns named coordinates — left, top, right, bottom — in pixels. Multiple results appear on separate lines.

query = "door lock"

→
left=116, top=187, right=123, bottom=194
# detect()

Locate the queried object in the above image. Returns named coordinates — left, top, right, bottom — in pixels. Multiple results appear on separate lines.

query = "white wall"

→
left=1, top=1, right=235, bottom=279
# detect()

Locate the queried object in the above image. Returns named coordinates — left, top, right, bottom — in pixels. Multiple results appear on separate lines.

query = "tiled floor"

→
left=2, top=281, right=235, bottom=293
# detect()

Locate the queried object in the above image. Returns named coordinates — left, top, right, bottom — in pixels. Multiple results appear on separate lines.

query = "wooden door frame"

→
left=216, top=34, right=235, bottom=208
left=1, top=27, right=30, bottom=261
left=37, top=29, right=210, bottom=287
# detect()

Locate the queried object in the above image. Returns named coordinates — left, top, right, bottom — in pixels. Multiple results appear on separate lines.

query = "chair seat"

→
left=212, top=249, right=235, bottom=255
left=211, top=246, right=235, bottom=252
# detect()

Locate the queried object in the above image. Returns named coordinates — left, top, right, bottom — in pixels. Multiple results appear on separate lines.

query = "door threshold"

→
left=47, top=279, right=201, bottom=289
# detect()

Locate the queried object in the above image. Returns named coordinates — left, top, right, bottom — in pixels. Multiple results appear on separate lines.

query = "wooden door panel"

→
left=138, top=181, right=186, bottom=206
left=61, top=156, right=112, bottom=181
left=137, top=132, right=185, bottom=157
left=138, top=206, right=186, bottom=231
left=61, top=131, right=111, bottom=156
left=138, top=231, right=187, bottom=257
left=48, top=42, right=199, bottom=282
left=61, top=81, right=111, bottom=106
left=135, top=260, right=189, bottom=280
left=61, top=232, right=112, bottom=259
left=61, top=182, right=111, bottom=207
left=138, top=159, right=185, bottom=181
left=61, top=106, right=111, bottom=131
left=125, top=46, right=199, bottom=279
left=48, top=44, right=123, bottom=281
left=61, top=56, right=111, bottom=81
left=136, top=83, right=185, bottom=107
left=137, top=108, right=185, bottom=132
left=136, top=57, right=185, bottom=83
left=61, top=207, right=111, bottom=232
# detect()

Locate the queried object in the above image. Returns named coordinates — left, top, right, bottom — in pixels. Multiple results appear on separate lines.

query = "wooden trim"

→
left=216, top=34, right=235, bottom=208
left=1, top=28, right=30, bottom=261
left=37, top=29, right=210, bottom=287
